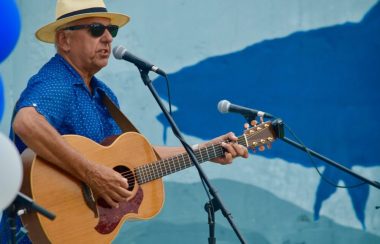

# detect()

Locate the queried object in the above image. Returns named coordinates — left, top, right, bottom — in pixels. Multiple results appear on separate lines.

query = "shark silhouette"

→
left=153, top=2, right=380, bottom=228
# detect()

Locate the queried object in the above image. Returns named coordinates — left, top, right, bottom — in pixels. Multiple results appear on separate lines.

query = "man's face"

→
left=61, top=17, right=114, bottom=74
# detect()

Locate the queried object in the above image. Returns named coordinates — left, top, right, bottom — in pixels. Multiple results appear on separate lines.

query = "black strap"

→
left=99, top=90, right=139, bottom=134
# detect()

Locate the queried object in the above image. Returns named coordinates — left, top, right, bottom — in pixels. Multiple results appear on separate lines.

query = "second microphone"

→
left=113, top=45, right=167, bottom=77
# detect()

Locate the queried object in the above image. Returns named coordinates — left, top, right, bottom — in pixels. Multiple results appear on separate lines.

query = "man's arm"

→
left=153, top=132, right=249, bottom=163
left=13, top=107, right=131, bottom=208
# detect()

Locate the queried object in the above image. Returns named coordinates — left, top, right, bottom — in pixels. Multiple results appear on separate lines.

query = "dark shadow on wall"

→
left=153, top=2, right=380, bottom=228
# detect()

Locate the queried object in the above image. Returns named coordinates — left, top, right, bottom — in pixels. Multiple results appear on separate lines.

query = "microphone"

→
left=113, top=45, right=167, bottom=77
left=217, top=100, right=275, bottom=119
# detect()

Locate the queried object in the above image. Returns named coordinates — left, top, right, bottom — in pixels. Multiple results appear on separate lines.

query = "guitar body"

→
left=21, top=132, right=164, bottom=243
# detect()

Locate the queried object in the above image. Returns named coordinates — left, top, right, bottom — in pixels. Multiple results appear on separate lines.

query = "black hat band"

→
left=57, top=7, right=108, bottom=20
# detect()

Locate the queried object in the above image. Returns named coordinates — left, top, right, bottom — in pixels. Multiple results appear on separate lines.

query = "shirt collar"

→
left=54, top=53, right=107, bottom=93
left=55, top=53, right=83, bottom=85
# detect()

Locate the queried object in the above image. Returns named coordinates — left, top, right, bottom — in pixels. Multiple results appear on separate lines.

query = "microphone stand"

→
left=245, top=115, right=380, bottom=190
left=5, top=192, right=56, bottom=244
left=138, top=69, right=247, bottom=244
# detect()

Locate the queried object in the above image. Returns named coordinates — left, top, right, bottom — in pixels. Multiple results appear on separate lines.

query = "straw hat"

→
left=35, top=0, right=130, bottom=43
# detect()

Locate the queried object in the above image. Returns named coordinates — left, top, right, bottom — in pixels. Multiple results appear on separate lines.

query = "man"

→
left=2, top=0, right=249, bottom=242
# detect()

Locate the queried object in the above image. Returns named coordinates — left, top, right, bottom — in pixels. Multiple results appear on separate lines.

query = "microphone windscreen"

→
left=113, top=45, right=127, bottom=59
left=217, top=100, right=230, bottom=113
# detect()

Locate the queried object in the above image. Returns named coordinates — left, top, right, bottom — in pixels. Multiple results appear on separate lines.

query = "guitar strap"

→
left=99, top=90, right=140, bottom=134
left=99, top=89, right=161, bottom=159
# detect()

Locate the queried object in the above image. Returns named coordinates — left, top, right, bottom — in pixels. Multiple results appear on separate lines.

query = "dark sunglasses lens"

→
left=89, top=25, right=118, bottom=38
left=108, top=25, right=119, bottom=37
left=89, top=25, right=106, bottom=37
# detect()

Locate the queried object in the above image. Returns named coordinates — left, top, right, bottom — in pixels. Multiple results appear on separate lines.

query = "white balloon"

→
left=0, top=132, right=22, bottom=210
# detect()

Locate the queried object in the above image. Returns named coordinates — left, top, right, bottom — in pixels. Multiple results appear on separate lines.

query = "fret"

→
left=168, top=158, right=175, bottom=173
left=212, top=144, right=217, bottom=157
left=172, top=157, right=178, bottom=172
left=146, top=165, right=153, bottom=182
left=169, top=157, right=176, bottom=174
left=243, top=134, right=248, bottom=148
left=163, top=159, right=169, bottom=176
left=186, top=153, right=192, bottom=167
left=187, top=153, right=192, bottom=166
left=158, top=160, right=164, bottom=177
left=135, top=169, right=141, bottom=185
left=181, top=153, right=186, bottom=167
left=205, top=146, right=210, bottom=160
left=145, top=165, right=151, bottom=181
left=139, top=166, right=146, bottom=184
left=153, top=162, right=159, bottom=179
left=177, top=154, right=184, bottom=170
left=165, top=158, right=171, bottom=175
left=182, top=154, right=188, bottom=169
left=140, top=165, right=146, bottom=183
left=168, top=158, right=174, bottom=175
left=178, top=154, right=185, bottom=170
left=198, top=148, right=204, bottom=162
left=174, top=156, right=180, bottom=171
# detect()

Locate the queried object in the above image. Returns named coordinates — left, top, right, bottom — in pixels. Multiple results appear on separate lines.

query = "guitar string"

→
left=133, top=128, right=270, bottom=182
left=118, top=128, right=269, bottom=182
left=118, top=142, right=229, bottom=180
left=118, top=146, right=227, bottom=181
left=117, top=128, right=271, bottom=183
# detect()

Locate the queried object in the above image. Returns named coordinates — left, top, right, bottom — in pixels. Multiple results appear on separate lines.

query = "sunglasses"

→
left=60, top=23, right=119, bottom=38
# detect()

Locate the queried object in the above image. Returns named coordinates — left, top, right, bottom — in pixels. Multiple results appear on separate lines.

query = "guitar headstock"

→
left=243, top=121, right=277, bottom=150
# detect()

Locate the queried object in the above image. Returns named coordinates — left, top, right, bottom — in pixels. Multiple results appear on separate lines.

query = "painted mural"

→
left=1, top=0, right=379, bottom=243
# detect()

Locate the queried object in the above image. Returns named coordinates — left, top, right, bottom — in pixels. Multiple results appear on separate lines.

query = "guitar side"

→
left=21, top=132, right=164, bottom=244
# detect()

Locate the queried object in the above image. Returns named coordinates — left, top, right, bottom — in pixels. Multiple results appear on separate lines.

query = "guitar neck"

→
left=135, top=135, right=248, bottom=185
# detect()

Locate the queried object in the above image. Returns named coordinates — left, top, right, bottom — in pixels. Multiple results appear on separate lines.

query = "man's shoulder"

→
left=30, top=54, right=77, bottom=87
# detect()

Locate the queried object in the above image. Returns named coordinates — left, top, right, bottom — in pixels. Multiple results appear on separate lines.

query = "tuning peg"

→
left=258, top=145, right=265, bottom=151
left=259, top=116, right=264, bottom=124
left=244, top=123, right=250, bottom=130
left=250, top=120, right=257, bottom=127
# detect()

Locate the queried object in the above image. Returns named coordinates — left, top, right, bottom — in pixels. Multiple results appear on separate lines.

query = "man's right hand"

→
left=85, top=163, right=132, bottom=208
left=14, top=108, right=133, bottom=209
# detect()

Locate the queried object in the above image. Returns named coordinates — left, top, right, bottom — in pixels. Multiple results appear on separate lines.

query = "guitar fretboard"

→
left=135, top=136, right=248, bottom=185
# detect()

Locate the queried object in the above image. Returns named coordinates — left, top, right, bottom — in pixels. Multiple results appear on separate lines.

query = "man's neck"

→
left=58, top=52, right=96, bottom=91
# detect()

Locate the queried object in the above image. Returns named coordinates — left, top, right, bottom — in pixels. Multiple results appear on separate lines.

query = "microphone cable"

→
left=163, top=74, right=172, bottom=115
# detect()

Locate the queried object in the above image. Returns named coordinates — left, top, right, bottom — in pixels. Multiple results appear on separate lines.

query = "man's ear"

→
left=55, top=31, right=71, bottom=52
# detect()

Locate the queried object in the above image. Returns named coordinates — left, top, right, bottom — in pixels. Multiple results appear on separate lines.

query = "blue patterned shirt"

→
left=11, top=53, right=122, bottom=153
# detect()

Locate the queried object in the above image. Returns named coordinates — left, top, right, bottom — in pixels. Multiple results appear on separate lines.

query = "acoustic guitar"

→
left=21, top=121, right=277, bottom=243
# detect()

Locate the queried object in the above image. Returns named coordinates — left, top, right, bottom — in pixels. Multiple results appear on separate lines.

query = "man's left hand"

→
left=209, top=132, right=249, bottom=164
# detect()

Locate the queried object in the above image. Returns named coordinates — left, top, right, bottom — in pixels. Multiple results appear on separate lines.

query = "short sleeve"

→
left=15, top=75, right=72, bottom=129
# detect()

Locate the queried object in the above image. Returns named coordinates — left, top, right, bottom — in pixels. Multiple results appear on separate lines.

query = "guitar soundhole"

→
left=113, top=165, right=135, bottom=191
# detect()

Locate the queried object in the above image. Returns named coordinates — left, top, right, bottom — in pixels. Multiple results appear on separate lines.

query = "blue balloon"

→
left=0, top=76, right=4, bottom=121
left=0, top=0, right=21, bottom=63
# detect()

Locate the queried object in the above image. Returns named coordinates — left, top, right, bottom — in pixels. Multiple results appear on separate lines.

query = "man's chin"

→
left=97, top=59, right=109, bottom=69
